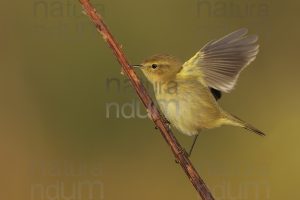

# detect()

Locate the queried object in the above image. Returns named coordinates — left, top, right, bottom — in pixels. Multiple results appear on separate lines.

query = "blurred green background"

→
left=1, top=0, right=299, bottom=199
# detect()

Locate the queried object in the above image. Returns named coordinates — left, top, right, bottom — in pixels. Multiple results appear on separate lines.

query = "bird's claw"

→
left=174, top=148, right=188, bottom=164
left=161, top=115, right=171, bottom=129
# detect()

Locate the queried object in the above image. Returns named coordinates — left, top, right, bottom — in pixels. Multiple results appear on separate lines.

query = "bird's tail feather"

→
left=222, top=112, right=266, bottom=136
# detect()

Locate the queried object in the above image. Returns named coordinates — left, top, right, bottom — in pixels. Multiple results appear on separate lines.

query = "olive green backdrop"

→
left=1, top=0, right=299, bottom=199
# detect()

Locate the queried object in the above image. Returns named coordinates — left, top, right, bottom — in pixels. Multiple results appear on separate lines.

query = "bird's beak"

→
left=131, top=64, right=143, bottom=68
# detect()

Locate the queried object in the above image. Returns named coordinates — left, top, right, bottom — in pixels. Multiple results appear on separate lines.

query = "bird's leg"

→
left=175, top=135, right=198, bottom=164
left=187, top=135, right=199, bottom=157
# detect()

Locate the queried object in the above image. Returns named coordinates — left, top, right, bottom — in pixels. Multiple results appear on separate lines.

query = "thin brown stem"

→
left=79, top=1, right=215, bottom=199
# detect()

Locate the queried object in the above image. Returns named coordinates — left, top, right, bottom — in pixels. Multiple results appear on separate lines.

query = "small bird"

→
left=133, top=28, right=265, bottom=156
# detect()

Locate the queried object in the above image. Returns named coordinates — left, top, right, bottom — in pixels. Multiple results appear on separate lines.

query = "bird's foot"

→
left=161, top=115, right=171, bottom=129
left=174, top=148, right=188, bottom=164
left=151, top=114, right=171, bottom=130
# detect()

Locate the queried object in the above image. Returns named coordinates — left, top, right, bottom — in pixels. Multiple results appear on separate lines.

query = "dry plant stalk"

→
left=79, top=1, right=215, bottom=199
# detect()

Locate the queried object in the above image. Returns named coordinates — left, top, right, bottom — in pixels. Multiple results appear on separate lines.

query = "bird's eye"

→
left=152, top=64, right=158, bottom=69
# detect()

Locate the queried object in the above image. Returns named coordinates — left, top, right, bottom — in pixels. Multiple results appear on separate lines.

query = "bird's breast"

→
left=155, top=79, right=222, bottom=135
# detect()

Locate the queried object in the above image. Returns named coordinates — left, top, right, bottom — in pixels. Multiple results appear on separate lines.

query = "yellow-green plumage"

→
left=136, top=28, right=265, bottom=137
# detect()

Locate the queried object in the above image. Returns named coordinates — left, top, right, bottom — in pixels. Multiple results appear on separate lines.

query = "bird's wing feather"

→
left=182, top=28, right=259, bottom=93
left=210, top=87, right=222, bottom=100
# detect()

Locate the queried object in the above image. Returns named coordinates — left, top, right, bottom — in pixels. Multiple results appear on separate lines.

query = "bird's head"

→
left=133, top=54, right=182, bottom=84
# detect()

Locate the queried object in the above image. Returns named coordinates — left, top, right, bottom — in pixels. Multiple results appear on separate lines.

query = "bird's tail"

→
left=222, top=112, right=266, bottom=136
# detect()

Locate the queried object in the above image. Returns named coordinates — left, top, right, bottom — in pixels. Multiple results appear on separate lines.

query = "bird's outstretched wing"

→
left=182, top=28, right=259, bottom=93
